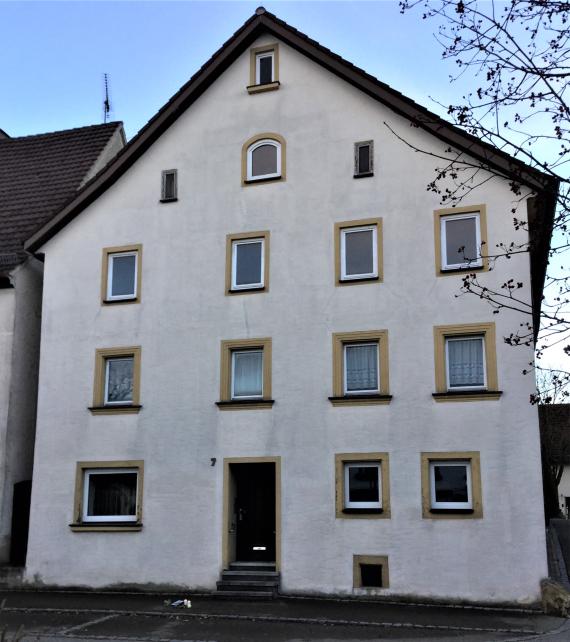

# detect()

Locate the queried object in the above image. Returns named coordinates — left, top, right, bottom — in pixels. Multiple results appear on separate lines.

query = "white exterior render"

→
left=25, top=16, right=548, bottom=604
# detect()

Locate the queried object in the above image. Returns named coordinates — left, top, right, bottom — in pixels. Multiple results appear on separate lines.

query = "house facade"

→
left=0, top=123, right=124, bottom=566
left=23, top=9, right=556, bottom=603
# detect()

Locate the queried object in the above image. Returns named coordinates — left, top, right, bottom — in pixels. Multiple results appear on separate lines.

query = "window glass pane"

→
left=106, top=358, right=134, bottom=403
left=252, top=144, right=277, bottom=176
left=448, top=337, right=484, bottom=387
left=233, top=351, right=263, bottom=397
left=163, top=172, right=176, bottom=199
left=445, top=217, right=477, bottom=265
left=433, top=465, right=468, bottom=503
left=259, top=55, right=273, bottom=84
left=348, top=466, right=379, bottom=503
left=360, top=564, right=383, bottom=587
left=111, top=254, right=136, bottom=297
left=87, top=472, right=137, bottom=517
left=345, top=229, right=374, bottom=276
left=346, top=344, right=378, bottom=392
left=236, top=242, right=262, bottom=286
left=358, top=145, right=370, bottom=174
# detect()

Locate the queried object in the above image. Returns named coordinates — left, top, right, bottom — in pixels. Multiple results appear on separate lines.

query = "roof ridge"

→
left=4, top=121, right=122, bottom=142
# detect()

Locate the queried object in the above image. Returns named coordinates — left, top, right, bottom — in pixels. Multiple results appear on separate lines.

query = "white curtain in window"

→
left=233, top=351, right=263, bottom=397
left=346, top=344, right=378, bottom=391
left=448, top=338, right=484, bottom=387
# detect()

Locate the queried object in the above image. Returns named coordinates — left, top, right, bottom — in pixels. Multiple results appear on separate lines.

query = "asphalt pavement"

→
left=0, top=589, right=568, bottom=642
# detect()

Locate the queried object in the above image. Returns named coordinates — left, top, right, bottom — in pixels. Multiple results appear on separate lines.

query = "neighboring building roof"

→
left=540, top=405, right=570, bottom=465
left=0, top=122, right=124, bottom=272
left=0, top=129, right=9, bottom=139
left=23, top=7, right=559, bottom=332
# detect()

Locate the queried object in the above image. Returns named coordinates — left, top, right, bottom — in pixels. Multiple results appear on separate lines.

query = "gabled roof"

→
left=0, top=122, right=124, bottom=272
left=23, top=7, right=558, bottom=329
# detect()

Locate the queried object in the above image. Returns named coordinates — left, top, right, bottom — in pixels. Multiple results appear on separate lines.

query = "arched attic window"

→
left=242, top=133, right=286, bottom=185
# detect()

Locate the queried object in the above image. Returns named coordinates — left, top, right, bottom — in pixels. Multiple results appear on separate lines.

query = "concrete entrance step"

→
left=217, top=580, right=279, bottom=592
left=218, top=561, right=279, bottom=598
left=214, top=589, right=275, bottom=600
left=228, top=561, right=276, bottom=572
left=222, top=569, right=280, bottom=582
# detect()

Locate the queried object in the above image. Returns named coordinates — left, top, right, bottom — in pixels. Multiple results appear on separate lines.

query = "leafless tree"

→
left=399, top=0, right=570, bottom=401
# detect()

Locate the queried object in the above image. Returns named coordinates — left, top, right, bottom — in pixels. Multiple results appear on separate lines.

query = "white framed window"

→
left=354, top=140, right=374, bottom=177
left=104, top=357, right=134, bottom=405
left=440, top=213, right=482, bottom=270
left=232, top=238, right=265, bottom=290
left=445, top=335, right=486, bottom=391
left=343, top=342, right=379, bottom=395
left=429, top=460, right=472, bottom=510
left=106, top=251, right=138, bottom=301
left=246, top=139, right=281, bottom=181
left=231, top=349, right=263, bottom=399
left=161, top=169, right=177, bottom=201
left=82, top=468, right=139, bottom=523
left=344, top=462, right=382, bottom=509
left=340, top=225, right=378, bottom=280
left=255, top=51, right=274, bottom=85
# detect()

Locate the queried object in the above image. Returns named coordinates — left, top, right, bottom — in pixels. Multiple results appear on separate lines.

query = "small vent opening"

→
left=161, top=169, right=178, bottom=202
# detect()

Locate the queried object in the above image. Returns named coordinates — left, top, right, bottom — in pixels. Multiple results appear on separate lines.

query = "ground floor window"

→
left=71, top=461, right=144, bottom=531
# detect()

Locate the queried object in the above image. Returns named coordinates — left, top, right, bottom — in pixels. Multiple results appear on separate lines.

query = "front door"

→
left=233, top=463, right=275, bottom=562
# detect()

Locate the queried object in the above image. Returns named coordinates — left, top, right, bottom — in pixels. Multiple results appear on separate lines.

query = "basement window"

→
left=353, top=555, right=389, bottom=589
left=360, top=564, right=383, bottom=588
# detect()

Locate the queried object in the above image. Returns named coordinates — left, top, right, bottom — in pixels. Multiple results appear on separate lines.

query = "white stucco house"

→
left=22, top=8, right=557, bottom=603
left=0, top=122, right=124, bottom=567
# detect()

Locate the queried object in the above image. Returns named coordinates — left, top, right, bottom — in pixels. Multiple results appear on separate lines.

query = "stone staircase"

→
left=216, top=562, right=279, bottom=599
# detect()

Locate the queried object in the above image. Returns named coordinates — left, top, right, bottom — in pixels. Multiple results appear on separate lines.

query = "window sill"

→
left=243, top=176, right=283, bottom=186
left=159, top=197, right=178, bottom=204
left=227, top=286, right=266, bottom=295
left=353, top=172, right=374, bottom=179
left=246, top=81, right=280, bottom=94
left=216, top=399, right=275, bottom=411
left=337, top=276, right=380, bottom=286
left=329, top=395, right=392, bottom=407
left=102, top=298, right=139, bottom=305
left=429, top=509, right=474, bottom=515
left=88, top=404, right=142, bottom=415
left=439, top=265, right=485, bottom=276
left=69, top=522, right=143, bottom=532
left=432, top=391, right=502, bottom=402
left=342, top=508, right=383, bottom=515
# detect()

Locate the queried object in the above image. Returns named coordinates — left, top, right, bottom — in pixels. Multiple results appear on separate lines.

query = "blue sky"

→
left=2, top=1, right=565, bottom=375
left=0, top=1, right=461, bottom=139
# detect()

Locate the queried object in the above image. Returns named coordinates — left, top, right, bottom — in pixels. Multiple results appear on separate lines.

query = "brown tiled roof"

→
left=0, top=122, right=123, bottom=271
left=23, top=7, right=558, bottom=331
left=540, top=405, right=570, bottom=465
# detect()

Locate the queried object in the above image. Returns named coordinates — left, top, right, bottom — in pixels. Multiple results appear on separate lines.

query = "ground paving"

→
left=0, top=590, right=568, bottom=641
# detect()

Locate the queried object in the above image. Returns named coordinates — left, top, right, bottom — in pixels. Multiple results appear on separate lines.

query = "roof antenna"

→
left=103, top=73, right=112, bottom=123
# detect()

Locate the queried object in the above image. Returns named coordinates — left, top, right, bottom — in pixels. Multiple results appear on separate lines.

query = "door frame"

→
left=222, top=456, right=281, bottom=571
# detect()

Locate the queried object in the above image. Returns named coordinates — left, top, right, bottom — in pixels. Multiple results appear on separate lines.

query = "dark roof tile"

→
left=0, top=122, right=123, bottom=270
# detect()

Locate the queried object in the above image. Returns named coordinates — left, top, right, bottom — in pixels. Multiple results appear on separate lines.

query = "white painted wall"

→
left=0, top=287, right=15, bottom=560
left=26, top=35, right=547, bottom=603
left=0, top=258, right=44, bottom=563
